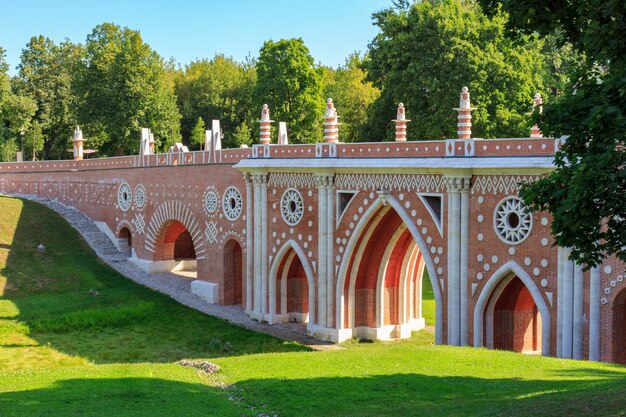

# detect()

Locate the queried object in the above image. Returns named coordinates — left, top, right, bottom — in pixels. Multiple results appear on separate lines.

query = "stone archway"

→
left=491, top=277, right=542, bottom=353
left=474, top=261, right=551, bottom=356
left=337, top=196, right=438, bottom=342
left=613, top=288, right=626, bottom=364
left=118, top=227, right=132, bottom=258
left=223, top=240, right=243, bottom=306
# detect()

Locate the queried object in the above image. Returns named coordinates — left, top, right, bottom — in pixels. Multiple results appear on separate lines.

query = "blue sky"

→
left=1, top=0, right=390, bottom=75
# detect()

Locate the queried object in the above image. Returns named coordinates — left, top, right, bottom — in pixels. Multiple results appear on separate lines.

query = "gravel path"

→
left=9, top=194, right=339, bottom=351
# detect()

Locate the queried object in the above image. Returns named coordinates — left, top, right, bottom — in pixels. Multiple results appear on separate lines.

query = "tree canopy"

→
left=254, top=38, right=325, bottom=144
left=175, top=55, right=256, bottom=149
left=75, top=23, right=181, bottom=156
left=363, top=0, right=551, bottom=142
left=480, top=0, right=626, bottom=267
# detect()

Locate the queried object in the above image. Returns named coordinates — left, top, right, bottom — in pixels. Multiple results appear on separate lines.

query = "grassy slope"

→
left=0, top=195, right=625, bottom=417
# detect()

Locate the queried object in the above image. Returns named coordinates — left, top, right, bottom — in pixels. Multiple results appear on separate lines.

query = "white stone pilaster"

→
left=244, top=173, right=253, bottom=312
left=573, top=262, right=584, bottom=359
left=445, top=175, right=470, bottom=346
left=326, top=176, right=335, bottom=327
left=260, top=175, right=268, bottom=317
left=556, top=246, right=564, bottom=357
left=588, top=266, right=601, bottom=361
left=561, top=247, right=574, bottom=358
left=459, top=184, right=470, bottom=346
left=315, top=174, right=333, bottom=327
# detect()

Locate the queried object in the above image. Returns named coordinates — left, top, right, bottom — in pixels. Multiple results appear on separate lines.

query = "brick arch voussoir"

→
left=144, top=200, right=206, bottom=259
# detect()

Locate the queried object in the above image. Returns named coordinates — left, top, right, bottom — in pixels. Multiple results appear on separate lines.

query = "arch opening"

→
left=613, top=289, right=626, bottom=365
left=343, top=206, right=432, bottom=341
left=486, top=276, right=542, bottom=354
left=275, top=248, right=310, bottom=323
left=118, top=227, right=132, bottom=258
left=153, top=220, right=197, bottom=273
left=223, top=240, right=243, bottom=306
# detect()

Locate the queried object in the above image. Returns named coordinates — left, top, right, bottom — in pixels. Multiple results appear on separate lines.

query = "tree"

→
left=323, top=53, right=380, bottom=142
left=190, top=117, right=205, bottom=150
left=175, top=55, right=256, bottom=148
left=254, top=39, right=325, bottom=144
left=14, top=36, right=82, bottom=159
left=479, top=0, right=626, bottom=267
left=23, top=120, right=44, bottom=160
left=75, top=23, right=181, bottom=156
left=229, top=121, right=253, bottom=148
left=363, top=0, right=548, bottom=142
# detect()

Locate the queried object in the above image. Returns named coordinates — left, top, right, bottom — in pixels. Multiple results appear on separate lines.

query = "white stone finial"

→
left=73, top=126, right=83, bottom=141
left=459, top=87, right=470, bottom=109
left=396, top=103, right=406, bottom=121
left=530, top=93, right=544, bottom=138
left=260, top=103, right=271, bottom=122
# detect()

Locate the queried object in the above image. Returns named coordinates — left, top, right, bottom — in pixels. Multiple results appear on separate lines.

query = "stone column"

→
left=243, top=173, right=253, bottom=313
left=588, top=266, right=601, bottom=361
left=573, top=262, right=584, bottom=359
left=326, top=175, right=335, bottom=327
left=459, top=182, right=470, bottom=346
left=561, top=247, right=574, bottom=358
left=251, top=173, right=268, bottom=318
left=445, top=175, right=471, bottom=346
left=315, top=174, right=330, bottom=327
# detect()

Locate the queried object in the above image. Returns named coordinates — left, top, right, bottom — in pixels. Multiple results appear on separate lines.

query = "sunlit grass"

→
left=0, top=195, right=624, bottom=417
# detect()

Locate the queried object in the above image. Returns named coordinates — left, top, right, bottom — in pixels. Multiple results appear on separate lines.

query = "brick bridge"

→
left=0, top=91, right=624, bottom=364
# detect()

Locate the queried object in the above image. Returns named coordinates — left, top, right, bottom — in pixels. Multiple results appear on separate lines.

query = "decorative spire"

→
left=258, top=104, right=274, bottom=145
left=324, top=98, right=340, bottom=143
left=392, top=103, right=410, bottom=142
left=73, top=126, right=84, bottom=160
left=453, top=87, right=476, bottom=139
left=530, top=93, right=543, bottom=138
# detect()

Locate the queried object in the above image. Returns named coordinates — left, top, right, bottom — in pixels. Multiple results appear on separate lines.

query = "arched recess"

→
left=153, top=220, right=196, bottom=261
left=474, top=261, right=551, bottom=356
left=118, top=227, right=132, bottom=258
left=144, top=200, right=205, bottom=259
left=613, top=288, right=626, bottom=365
left=223, top=239, right=243, bottom=306
left=269, top=240, right=316, bottom=325
left=336, top=195, right=443, bottom=343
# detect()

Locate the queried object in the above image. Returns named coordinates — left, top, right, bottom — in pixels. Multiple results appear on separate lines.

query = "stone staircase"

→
left=18, top=195, right=126, bottom=261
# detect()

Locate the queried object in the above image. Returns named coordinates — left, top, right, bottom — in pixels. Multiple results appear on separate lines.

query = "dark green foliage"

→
left=254, top=38, right=325, bottom=144
left=174, top=55, right=256, bottom=149
left=14, top=36, right=82, bottom=159
left=363, top=0, right=548, bottom=141
left=480, top=0, right=626, bottom=267
left=75, top=23, right=181, bottom=156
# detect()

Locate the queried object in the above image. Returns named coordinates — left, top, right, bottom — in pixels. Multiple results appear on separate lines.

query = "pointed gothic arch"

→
left=269, top=240, right=316, bottom=325
left=336, top=194, right=443, bottom=343
left=474, top=261, right=551, bottom=356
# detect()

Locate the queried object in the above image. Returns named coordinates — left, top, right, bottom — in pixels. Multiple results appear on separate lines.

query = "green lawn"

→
left=0, top=195, right=625, bottom=417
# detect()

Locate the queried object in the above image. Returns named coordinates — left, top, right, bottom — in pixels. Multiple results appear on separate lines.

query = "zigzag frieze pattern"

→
left=335, top=174, right=445, bottom=192
left=268, top=173, right=316, bottom=189
left=471, top=175, right=541, bottom=195
left=144, top=200, right=206, bottom=258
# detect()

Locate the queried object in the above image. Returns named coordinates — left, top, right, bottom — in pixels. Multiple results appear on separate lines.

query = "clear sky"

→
left=1, top=0, right=391, bottom=75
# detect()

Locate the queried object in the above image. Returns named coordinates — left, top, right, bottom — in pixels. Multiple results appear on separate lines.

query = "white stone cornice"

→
left=315, top=173, right=334, bottom=188
left=444, top=175, right=471, bottom=192
left=251, top=173, right=268, bottom=185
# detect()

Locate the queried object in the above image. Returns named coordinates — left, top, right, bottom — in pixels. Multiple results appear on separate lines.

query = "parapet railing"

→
left=0, top=137, right=564, bottom=174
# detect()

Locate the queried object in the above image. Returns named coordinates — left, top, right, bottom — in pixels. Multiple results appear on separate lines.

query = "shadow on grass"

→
left=1, top=196, right=309, bottom=366
left=231, top=371, right=626, bottom=417
left=0, top=376, right=239, bottom=417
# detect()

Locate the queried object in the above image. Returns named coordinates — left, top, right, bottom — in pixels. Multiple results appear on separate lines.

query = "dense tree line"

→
left=0, top=2, right=579, bottom=161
